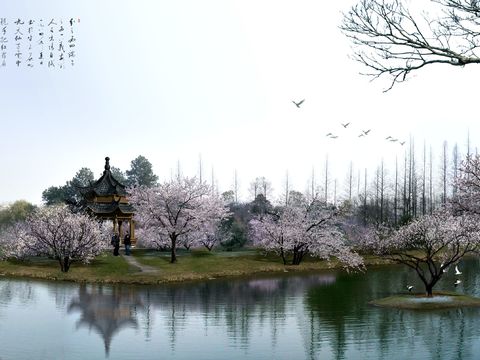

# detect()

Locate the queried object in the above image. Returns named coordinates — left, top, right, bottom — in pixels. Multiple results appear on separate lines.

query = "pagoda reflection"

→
left=68, top=284, right=143, bottom=356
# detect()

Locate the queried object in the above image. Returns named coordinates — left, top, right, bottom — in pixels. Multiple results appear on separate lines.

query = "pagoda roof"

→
left=78, top=157, right=127, bottom=197
left=86, top=201, right=134, bottom=215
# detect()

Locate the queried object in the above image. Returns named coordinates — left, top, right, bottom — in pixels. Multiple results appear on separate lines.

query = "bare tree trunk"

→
left=429, top=146, right=433, bottom=214
left=234, top=169, right=238, bottom=203
left=211, top=167, right=215, bottom=196
left=380, top=160, right=384, bottom=224
left=357, top=168, right=361, bottom=203
left=349, top=161, right=353, bottom=202
left=452, top=143, right=459, bottom=198
left=364, top=168, right=368, bottom=226
left=199, top=154, right=203, bottom=183
left=422, top=141, right=426, bottom=215
left=170, top=234, right=178, bottom=263
left=324, top=155, right=329, bottom=203
left=334, top=179, right=337, bottom=206
left=403, top=151, right=407, bottom=219
left=442, top=141, right=448, bottom=204
left=284, top=170, right=289, bottom=206
left=394, top=157, right=398, bottom=226
left=311, top=166, right=315, bottom=201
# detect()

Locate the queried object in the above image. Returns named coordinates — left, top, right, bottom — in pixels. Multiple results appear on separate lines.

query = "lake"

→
left=1, top=258, right=480, bottom=360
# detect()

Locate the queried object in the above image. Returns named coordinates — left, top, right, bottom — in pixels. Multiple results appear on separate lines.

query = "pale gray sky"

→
left=0, top=0, right=478, bottom=204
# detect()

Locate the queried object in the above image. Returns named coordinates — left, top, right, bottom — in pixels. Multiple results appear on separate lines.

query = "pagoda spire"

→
left=104, top=156, right=111, bottom=174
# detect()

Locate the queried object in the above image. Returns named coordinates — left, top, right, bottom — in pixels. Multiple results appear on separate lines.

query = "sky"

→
left=0, top=0, right=479, bottom=205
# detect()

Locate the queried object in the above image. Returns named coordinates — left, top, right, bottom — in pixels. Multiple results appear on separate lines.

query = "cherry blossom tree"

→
left=367, top=209, right=480, bottom=296
left=135, top=227, right=170, bottom=250
left=129, top=177, right=229, bottom=263
left=4, top=206, right=108, bottom=272
left=250, top=199, right=363, bottom=268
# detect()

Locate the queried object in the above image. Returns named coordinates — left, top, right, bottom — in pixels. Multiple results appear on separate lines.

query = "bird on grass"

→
left=341, top=122, right=351, bottom=128
left=454, top=279, right=462, bottom=287
left=407, top=285, right=414, bottom=292
left=292, top=99, right=305, bottom=108
left=455, top=265, right=462, bottom=275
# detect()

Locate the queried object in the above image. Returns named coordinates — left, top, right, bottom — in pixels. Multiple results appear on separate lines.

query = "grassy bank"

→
left=0, top=249, right=390, bottom=285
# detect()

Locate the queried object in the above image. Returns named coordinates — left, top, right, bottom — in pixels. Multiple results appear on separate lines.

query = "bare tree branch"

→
left=341, top=0, right=480, bottom=90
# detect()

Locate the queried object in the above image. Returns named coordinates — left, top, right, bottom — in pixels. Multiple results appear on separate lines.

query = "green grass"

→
left=0, top=248, right=391, bottom=285
left=369, top=291, right=480, bottom=310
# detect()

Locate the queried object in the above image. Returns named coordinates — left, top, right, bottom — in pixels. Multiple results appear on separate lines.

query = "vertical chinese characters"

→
left=0, top=18, right=7, bottom=66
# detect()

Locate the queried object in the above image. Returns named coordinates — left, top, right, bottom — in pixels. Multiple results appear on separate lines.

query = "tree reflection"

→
left=303, top=262, right=480, bottom=360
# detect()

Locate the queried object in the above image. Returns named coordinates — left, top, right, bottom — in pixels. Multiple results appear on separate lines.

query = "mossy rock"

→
left=370, top=291, right=480, bottom=310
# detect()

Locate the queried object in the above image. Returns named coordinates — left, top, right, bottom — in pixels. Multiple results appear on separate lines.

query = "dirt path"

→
left=122, top=253, right=159, bottom=274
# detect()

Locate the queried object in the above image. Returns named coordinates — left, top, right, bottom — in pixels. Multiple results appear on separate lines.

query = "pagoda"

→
left=79, top=157, right=135, bottom=245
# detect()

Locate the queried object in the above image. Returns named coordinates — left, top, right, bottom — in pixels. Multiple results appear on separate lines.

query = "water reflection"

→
left=68, top=284, right=143, bottom=356
left=1, top=261, right=480, bottom=359
left=303, top=264, right=480, bottom=360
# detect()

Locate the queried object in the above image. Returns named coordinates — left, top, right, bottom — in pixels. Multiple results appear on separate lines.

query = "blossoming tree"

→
left=129, top=177, right=229, bottom=263
left=250, top=199, right=363, bottom=268
left=4, top=205, right=108, bottom=272
left=369, top=209, right=480, bottom=296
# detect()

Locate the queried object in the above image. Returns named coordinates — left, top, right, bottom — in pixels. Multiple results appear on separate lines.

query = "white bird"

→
left=454, top=279, right=462, bottom=287
left=407, top=285, right=414, bottom=292
left=292, top=99, right=305, bottom=108
left=455, top=265, right=462, bottom=275
left=440, top=262, right=446, bottom=273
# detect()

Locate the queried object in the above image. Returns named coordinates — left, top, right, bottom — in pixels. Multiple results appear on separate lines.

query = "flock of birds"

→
left=291, top=98, right=406, bottom=146
left=406, top=264, right=463, bottom=293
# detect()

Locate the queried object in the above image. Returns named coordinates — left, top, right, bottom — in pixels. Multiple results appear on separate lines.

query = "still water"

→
left=1, top=259, right=480, bottom=360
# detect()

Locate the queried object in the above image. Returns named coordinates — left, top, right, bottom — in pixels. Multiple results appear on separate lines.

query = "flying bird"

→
left=362, top=129, right=371, bottom=135
left=358, top=133, right=365, bottom=138
left=455, top=265, right=462, bottom=275
left=399, top=141, right=406, bottom=146
left=341, top=122, right=351, bottom=128
left=292, top=99, right=305, bottom=108
left=385, top=136, right=392, bottom=140
left=390, top=138, right=398, bottom=142
left=454, top=279, right=462, bottom=287
left=326, top=133, right=333, bottom=137
left=407, top=285, right=413, bottom=292
left=330, top=135, right=339, bottom=139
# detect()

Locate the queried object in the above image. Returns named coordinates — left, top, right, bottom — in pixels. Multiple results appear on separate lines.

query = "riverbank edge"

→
left=369, top=291, right=480, bottom=310
left=0, top=253, right=392, bottom=285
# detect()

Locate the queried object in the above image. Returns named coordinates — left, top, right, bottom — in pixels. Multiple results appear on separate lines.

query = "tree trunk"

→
left=292, top=249, right=305, bottom=265
left=280, top=247, right=287, bottom=265
left=59, top=256, right=71, bottom=272
left=425, top=283, right=433, bottom=297
left=170, top=235, right=177, bottom=263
